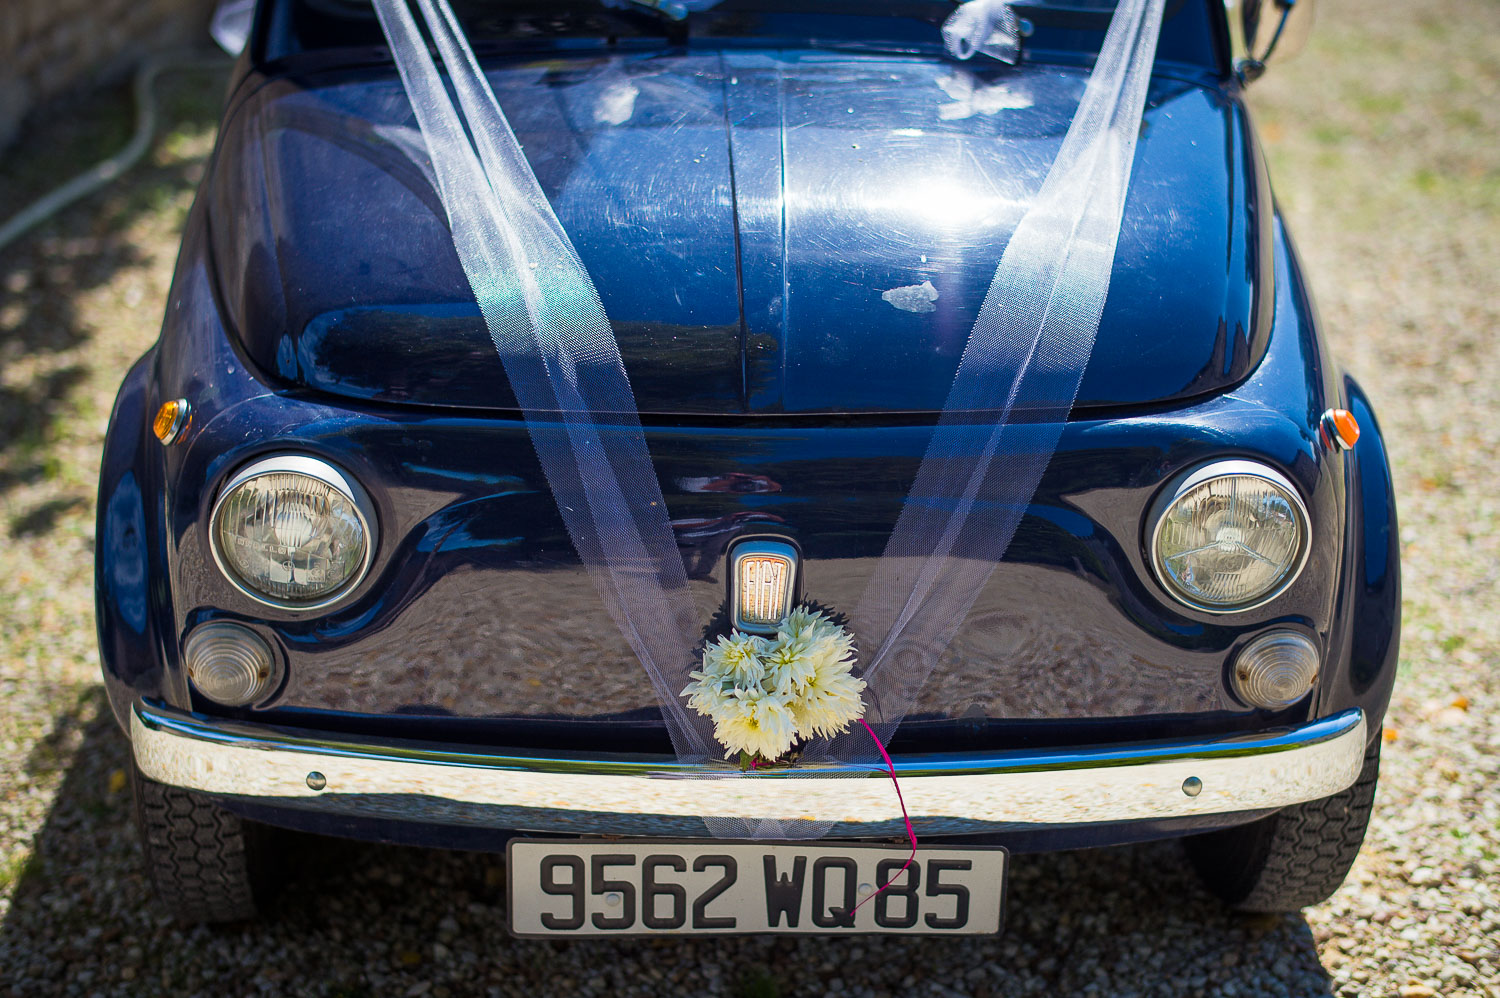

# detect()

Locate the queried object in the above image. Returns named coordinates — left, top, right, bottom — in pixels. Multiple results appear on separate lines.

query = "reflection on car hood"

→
left=209, top=50, right=1270, bottom=415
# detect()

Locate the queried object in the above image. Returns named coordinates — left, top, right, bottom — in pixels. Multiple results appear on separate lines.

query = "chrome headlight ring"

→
left=1146, top=459, right=1312, bottom=614
left=208, top=454, right=377, bottom=611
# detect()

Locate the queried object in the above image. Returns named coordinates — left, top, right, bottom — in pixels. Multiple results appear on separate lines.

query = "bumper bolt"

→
left=306, top=772, right=327, bottom=791
left=1182, top=776, right=1203, bottom=797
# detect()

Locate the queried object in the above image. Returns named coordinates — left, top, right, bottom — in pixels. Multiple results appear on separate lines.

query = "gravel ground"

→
left=1, top=1, right=1498, bottom=995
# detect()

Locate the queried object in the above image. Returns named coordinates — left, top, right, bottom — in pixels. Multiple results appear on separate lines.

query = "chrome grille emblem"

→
left=730, top=540, right=798, bottom=634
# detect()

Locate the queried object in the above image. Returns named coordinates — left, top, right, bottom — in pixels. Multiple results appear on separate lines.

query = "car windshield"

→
left=262, top=0, right=1216, bottom=71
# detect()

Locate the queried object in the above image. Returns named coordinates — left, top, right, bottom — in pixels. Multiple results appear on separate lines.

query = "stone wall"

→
left=0, top=0, right=218, bottom=150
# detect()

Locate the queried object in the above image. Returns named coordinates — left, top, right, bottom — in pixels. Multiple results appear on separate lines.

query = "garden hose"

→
left=0, top=50, right=230, bottom=255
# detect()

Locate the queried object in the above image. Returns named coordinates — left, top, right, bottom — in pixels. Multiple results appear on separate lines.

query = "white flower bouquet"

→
left=681, top=606, right=867, bottom=768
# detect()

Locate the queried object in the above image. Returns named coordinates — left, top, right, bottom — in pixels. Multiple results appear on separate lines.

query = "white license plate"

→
left=507, top=839, right=1006, bottom=937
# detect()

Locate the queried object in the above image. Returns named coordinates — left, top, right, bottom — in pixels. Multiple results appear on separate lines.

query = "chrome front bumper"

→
left=131, top=702, right=1367, bottom=837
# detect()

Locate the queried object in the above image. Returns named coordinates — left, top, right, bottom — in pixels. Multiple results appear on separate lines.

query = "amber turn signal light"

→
left=1321, top=408, right=1360, bottom=451
left=152, top=398, right=191, bottom=444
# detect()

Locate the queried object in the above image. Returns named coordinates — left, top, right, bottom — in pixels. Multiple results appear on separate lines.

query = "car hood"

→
left=209, top=50, right=1271, bottom=415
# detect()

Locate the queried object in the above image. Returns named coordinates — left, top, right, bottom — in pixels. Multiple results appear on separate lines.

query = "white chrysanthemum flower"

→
left=789, top=608, right=853, bottom=652
left=699, top=631, right=767, bottom=687
left=681, top=669, right=736, bottom=716
left=713, top=686, right=799, bottom=760
left=782, top=606, right=851, bottom=643
left=790, top=651, right=866, bottom=739
left=683, top=606, right=866, bottom=761
left=779, top=605, right=825, bottom=639
left=764, top=634, right=816, bottom=696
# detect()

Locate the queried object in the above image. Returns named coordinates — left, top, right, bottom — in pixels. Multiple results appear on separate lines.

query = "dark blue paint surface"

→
left=94, top=0, right=1400, bottom=851
left=207, top=50, right=1268, bottom=415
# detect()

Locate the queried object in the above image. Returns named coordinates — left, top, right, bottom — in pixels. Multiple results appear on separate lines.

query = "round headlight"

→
left=210, top=455, right=375, bottom=609
left=1148, top=460, right=1310, bottom=613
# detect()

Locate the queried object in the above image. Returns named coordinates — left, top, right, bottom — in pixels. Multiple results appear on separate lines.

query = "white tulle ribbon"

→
left=811, top=0, right=1170, bottom=802
left=941, top=0, right=1023, bottom=64
left=369, top=0, right=1166, bottom=840
left=370, top=0, right=720, bottom=766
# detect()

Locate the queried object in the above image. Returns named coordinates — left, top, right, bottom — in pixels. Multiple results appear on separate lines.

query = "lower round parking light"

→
left=184, top=622, right=279, bottom=707
left=1232, top=630, right=1319, bottom=710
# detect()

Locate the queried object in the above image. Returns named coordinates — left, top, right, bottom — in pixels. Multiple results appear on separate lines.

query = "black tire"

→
left=1185, top=739, right=1380, bottom=913
left=132, top=767, right=280, bottom=924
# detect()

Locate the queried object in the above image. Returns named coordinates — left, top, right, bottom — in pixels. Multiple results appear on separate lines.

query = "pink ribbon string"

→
left=847, top=718, right=918, bottom=918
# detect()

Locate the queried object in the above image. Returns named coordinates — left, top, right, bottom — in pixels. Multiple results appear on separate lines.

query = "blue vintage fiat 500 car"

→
left=95, top=0, right=1399, bottom=931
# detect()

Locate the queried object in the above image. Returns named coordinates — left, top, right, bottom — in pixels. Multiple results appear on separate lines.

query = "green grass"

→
left=0, top=849, right=34, bottom=890
left=0, top=93, right=135, bottom=222
left=0, top=63, right=227, bottom=223
left=1352, top=93, right=1405, bottom=116
left=0, top=66, right=231, bottom=903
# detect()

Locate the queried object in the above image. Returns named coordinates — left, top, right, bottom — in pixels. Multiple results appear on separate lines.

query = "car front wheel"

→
left=1185, top=739, right=1381, bottom=913
left=132, top=767, right=281, bottom=924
